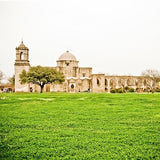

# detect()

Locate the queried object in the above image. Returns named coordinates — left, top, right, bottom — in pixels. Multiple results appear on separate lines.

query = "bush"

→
left=128, top=88, right=134, bottom=92
left=118, top=89, right=123, bottom=93
left=110, top=89, right=116, bottom=93
left=111, top=88, right=123, bottom=93
left=124, top=86, right=129, bottom=90
left=116, top=88, right=123, bottom=93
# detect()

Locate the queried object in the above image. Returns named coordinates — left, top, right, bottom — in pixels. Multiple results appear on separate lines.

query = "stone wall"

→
left=14, top=42, right=160, bottom=93
left=78, top=67, right=92, bottom=78
left=14, top=64, right=30, bottom=92
left=91, top=74, right=105, bottom=92
left=104, top=76, right=160, bottom=93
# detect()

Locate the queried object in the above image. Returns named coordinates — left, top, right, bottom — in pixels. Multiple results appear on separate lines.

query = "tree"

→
left=0, top=70, right=4, bottom=84
left=141, top=69, right=160, bottom=92
left=8, top=75, right=15, bottom=85
left=20, top=66, right=65, bottom=93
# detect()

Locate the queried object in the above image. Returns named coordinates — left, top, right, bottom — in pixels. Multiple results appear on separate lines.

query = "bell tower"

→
left=14, top=41, right=30, bottom=92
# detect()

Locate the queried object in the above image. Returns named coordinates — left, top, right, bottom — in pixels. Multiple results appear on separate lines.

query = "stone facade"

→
left=14, top=42, right=160, bottom=93
left=14, top=41, right=30, bottom=92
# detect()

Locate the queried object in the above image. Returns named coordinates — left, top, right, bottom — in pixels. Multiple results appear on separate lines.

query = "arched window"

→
left=20, top=52, right=24, bottom=60
left=110, top=79, right=116, bottom=88
left=105, top=79, right=108, bottom=86
left=118, top=79, right=121, bottom=85
left=110, top=79, right=113, bottom=86
left=144, top=80, right=147, bottom=86
left=97, top=79, right=100, bottom=85
left=127, top=79, right=131, bottom=86
left=118, top=79, right=124, bottom=87
left=135, top=79, right=138, bottom=86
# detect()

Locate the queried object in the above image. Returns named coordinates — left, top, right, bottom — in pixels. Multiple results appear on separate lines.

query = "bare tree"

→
left=0, top=70, right=4, bottom=84
left=8, top=75, right=15, bottom=85
left=141, top=69, right=160, bottom=92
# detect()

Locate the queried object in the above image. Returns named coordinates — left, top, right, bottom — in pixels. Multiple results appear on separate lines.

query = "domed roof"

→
left=58, top=51, right=77, bottom=61
left=16, top=41, right=29, bottom=50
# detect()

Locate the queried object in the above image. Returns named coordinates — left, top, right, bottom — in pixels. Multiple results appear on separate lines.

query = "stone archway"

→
left=110, top=79, right=116, bottom=88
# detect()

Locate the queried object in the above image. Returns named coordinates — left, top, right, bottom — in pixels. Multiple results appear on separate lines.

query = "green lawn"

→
left=0, top=93, right=160, bottom=159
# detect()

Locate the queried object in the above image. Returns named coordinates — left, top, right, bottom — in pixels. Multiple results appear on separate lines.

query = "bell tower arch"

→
left=14, top=41, right=30, bottom=92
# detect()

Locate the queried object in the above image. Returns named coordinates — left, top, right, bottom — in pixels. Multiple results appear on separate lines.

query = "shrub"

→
left=124, top=86, right=129, bottom=90
left=118, top=88, right=123, bottom=93
left=110, top=89, right=116, bottom=93
left=128, top=88, right=134, bottom=92
left=116, top=88, right=123, bottom=93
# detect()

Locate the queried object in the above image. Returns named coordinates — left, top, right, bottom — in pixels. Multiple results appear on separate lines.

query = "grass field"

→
left=0, top=93, right=160, bottom=159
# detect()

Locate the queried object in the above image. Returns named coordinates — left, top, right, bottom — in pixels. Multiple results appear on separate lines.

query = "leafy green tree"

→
left=20, top=66, right=65, bottom=93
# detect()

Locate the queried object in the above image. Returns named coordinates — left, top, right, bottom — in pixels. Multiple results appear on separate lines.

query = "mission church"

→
left=14, top=41, right=160, bottom=93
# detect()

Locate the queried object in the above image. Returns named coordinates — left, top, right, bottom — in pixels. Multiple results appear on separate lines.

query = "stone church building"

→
left=14, top=41, right=160, bottom=93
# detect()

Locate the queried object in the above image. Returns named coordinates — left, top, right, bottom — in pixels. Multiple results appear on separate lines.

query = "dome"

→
left=58, top=51, right=77, bottom=61
left=16, top=41, right=29, bottom=50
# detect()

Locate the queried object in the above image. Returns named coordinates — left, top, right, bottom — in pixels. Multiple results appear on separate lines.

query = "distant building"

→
left=0, top=84, right=14, bottom=93
left=14, top=41, right=160, bottom=92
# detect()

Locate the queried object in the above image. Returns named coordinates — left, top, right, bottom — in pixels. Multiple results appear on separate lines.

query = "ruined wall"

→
left=104, top=76, right=160, bottom=92
left=91, top=74, right=105, bottom=92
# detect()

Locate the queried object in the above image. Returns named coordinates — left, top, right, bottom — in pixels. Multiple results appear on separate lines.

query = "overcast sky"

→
left=0, top=0, right=160, bottom=81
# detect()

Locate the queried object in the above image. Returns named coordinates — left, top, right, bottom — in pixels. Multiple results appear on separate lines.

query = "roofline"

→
left=56, top=60, right=79, bottom=62
left=79, top=67, right=92, bottom=69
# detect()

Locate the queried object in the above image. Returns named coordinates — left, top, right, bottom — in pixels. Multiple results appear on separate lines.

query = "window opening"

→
left=97, top=79, right=100, bottom=85
left=20, top=52, right=24, bottom=60
left=105, top=79, right=107, bottom=85
left=71, top=84, right=74, bottom=89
